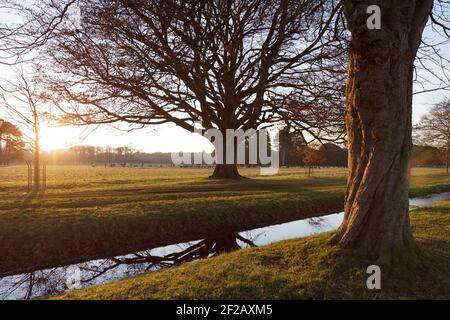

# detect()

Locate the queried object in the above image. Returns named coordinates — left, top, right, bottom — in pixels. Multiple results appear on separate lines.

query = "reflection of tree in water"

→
left=0, top=269, right=70, bottom=300
left=82, top=233, right=255, bottom=283
left=0, top=233, right=255, bottom=300
left=306, top=217, right=327, bottom=233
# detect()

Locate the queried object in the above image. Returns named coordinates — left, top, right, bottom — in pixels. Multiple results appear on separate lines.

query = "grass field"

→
left=0, top=166, right=449, bottom=276
left=56, top=201, right=450, bottom=300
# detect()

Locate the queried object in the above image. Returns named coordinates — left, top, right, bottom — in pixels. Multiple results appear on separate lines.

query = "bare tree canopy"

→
left=8, top=0, right=346, bottom=177
left=0, top=66, right=48, bottom=191
left=40, top=0, right=345, bottom=126
left=2, top=1, right=448, bottom=178
left=415, top=100, right=450, bottom=173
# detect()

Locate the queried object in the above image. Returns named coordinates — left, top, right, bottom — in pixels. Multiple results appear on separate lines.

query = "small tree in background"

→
left=302, top=145, right=325, bottom=177
left=279, top=127, right=306, bottom=167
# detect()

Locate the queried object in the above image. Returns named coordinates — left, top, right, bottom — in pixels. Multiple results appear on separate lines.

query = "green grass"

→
left=56, top=201, right=450, bottom=300
left=0, top=166, right=448, bottom=276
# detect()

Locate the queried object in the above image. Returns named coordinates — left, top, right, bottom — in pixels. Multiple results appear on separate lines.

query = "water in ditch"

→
left=1, top=192, right=448, bottom=300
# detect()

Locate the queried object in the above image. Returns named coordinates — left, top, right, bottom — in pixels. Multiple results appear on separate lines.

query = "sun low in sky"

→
left=39, top=122, right=215, bottom=153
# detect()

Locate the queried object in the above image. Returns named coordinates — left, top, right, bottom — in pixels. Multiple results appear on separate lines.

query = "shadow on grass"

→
left=17, top=191, right=46, bottom=213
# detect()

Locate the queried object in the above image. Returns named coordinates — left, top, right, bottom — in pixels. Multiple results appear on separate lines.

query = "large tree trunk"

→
left=210, top=164, right=241, bottom=179
left=209, top=131, right=242, bottom=179
left=331, top=0, right=433, bottom=263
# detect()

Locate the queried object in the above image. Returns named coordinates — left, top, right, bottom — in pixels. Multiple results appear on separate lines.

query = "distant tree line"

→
left=42, top=146, right=205, bottom=166
left=44, top=145, right=139, bottom=166
left=8, top=139, right=447, bottom=171
left=69, top=145, right=136, bottom=166
left=411, top=146, right=447, bottom=168
left=414, top=100, right=450, bottom=174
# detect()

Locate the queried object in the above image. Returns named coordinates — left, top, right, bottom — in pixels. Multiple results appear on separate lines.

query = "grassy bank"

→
left=0, top=166, right=449, bottom=276
left=57, top=201, right=450, bottom=300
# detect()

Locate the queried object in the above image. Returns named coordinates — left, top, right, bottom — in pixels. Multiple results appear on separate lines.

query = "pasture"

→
left=0, top=166, right=449, bottom=276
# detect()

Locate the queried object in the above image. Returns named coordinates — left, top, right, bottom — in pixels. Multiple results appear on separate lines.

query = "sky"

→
left=37, top=123, right=215, bottom=153
left=0, top=6, right=449, bottom=153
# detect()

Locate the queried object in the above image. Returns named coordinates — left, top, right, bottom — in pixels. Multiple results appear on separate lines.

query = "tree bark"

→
left=0, top=132, right=3, bottom=165
left=209, top=131, right=242, bottom=179
left=331, top=0, right=433, bottom=263
left=33, top=122, right=40, bottom=192
left=446, top=147, right=449, bottom=174
left=210, top=164, right=241, bottom=179
left=5, top=138, right=10, bottom=166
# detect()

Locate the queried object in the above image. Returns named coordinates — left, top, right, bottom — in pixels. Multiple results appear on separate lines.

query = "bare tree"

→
left=24, top=0, right=345, bottom=178
left=0, top=67, right=48, bottom=191
left=415, top=100, right=450, bottom=173
left=0, top=0, right=77, bottom=63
